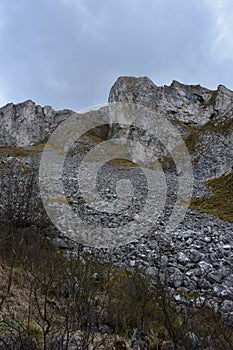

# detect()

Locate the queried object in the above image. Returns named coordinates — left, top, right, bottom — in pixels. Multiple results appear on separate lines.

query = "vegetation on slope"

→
left=190, top=173, right=233, bottom=222
left=0, top=225, right=232, bottom=349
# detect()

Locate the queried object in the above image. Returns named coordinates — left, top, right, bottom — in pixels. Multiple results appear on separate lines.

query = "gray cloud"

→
left=0, top=0, right=232, bottom=110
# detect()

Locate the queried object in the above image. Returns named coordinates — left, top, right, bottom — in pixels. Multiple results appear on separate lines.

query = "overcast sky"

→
left=0, top=0, right=233, bottom=111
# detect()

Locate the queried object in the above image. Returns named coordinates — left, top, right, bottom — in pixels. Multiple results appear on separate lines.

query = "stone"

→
left=208, top=271, right=223, bottom=284
left=222, top=300, right=233, bottom=313
left=131, top=328, right=149, bottom=350
left=189, top=249, right=204, bottom=263
left=170, top=268, right=184, bottom=288
left=184, top=331, right=201, bottom=348
left=177, top=252, right=189, bottom=265
left=0, top=76, right=233, bottom=316
left=51, top=237, right=71, bottom=249
left=0, top=100, right=70, bottom=147
left=109, top=76, right=233, bottom=180
left=198, top=261, right=213, bottom=274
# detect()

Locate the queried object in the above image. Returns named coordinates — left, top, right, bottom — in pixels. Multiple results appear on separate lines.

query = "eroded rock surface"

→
left=0, top=100, right=73, bottom=147
left=0, top=77, right=232, bottom=317
left=109, top=76, right=233, bottom=126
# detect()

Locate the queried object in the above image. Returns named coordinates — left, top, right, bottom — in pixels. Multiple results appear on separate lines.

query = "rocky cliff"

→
left=109, top=77, right=233, bottom=180
left=0, top=76, right=232, bottom=221
left=0, top=77, right=232, bottom=313
left=109, top=77, right=233, bottom=125
left=0, top=100, right=73, bottom=147
left=0, top=76, right=232, bottom=224
left=1, top=77, right=232, bottom=180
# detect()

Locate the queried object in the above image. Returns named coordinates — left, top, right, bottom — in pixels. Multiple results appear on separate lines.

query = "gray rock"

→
left=170, top=268, right=184, bottom=288
left=131, top=328, right=149, bottom=350
left=109, top=76, right=233, bottom=181
left=189, top=249, right=204, bottom=263
left=0, top=100, right=73, bottom=147
left=184, top=331, right=201, bottom=349
left=51, top=237, right=72, bottom=249
left=177, top=252, right=189, bottom=265
left=198, top=261, right=213, bottom=274
left=222, top=300, right=233, bottom=313
left=0, top=76, right=233, bottom=316
left=208, top=271, right=223, bottom=284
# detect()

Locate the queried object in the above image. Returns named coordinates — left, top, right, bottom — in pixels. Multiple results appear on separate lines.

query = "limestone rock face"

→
left=0, top=100, right=73, bottom=147
left=108, top=76, right=233, bottom=181
left=0, top=77, right=233, bottom=307
left=109, top=76, right=233, bottom=126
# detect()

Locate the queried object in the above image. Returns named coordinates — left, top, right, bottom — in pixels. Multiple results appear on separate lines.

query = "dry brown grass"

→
left=107, top=158, right=139, bottom=167
left=0, top=142, right=47, bottom=159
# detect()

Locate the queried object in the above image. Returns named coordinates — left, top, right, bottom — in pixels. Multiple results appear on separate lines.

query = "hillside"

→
left=0, top=77, right=232, bottom=348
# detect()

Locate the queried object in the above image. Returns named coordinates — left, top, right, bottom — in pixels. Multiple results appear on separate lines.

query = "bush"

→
left=0, top=225, right=232, bottom=349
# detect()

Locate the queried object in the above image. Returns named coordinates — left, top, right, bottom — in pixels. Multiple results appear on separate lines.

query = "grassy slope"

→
left=169, top=114, right=233, bottom=223
left=190, top=173, right=233, bottom=222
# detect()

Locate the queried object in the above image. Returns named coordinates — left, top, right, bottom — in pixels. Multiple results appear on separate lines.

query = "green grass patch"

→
left=190, top=173, right=233, bottom=222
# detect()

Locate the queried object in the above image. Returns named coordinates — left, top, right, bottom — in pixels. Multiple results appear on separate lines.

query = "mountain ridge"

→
left=0, top=77, right=232, bottom=314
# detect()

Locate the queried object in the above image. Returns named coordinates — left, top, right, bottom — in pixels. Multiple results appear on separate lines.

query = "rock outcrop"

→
left=109, top=77, right=233, bottom=181
left=109, top=76, right=233, bottom=126
left=0, top=100, right=73, bottom=147
left=0, top=77, right=232, bottom=317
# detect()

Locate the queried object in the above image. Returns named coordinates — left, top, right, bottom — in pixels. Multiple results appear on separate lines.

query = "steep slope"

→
left=0, top=78, right=232, bottom=305
left=109, top=76, right=233, bottom=180
left=108, top=77, right=233, bottom=222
